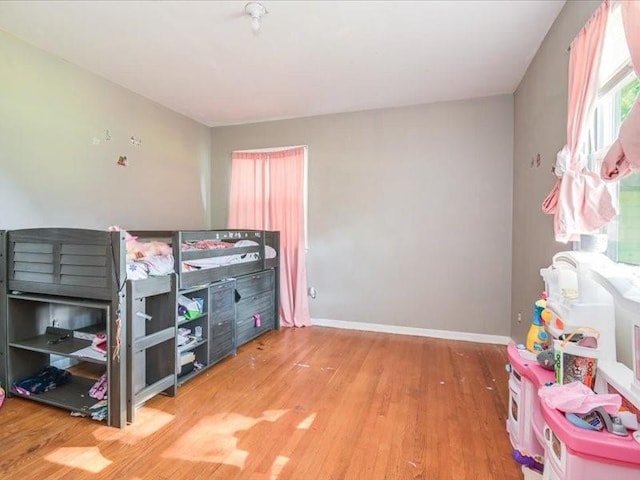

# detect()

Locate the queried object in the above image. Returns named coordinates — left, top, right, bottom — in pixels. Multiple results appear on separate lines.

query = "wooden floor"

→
left=0, top=327, right=520, bottom=479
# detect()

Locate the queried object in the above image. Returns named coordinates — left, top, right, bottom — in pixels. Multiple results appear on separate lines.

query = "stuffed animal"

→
left=537, top=349, right=555, bottom=371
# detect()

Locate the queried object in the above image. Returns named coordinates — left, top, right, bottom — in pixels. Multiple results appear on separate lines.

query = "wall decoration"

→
left=530, top=153, right=542, bottom=168
left=117, top=155, right=128, bottom=167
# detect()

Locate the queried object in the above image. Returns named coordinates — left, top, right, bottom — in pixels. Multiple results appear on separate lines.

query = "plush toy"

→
left=108, top=226, right=172, bottom=261
left=537, top=349, right=555, bottom=371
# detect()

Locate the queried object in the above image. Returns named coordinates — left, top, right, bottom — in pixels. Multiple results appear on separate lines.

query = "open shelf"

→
left=11, top=375, right=102, bottom=414
left=177, top=338, right=207, bottom=354
left=177, top=312, right=207, bottom=326
left=9, top=335, right=106, bottom=365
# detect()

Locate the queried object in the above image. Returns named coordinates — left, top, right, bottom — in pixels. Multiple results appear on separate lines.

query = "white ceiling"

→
left=0, top=0, right=565, bottom=127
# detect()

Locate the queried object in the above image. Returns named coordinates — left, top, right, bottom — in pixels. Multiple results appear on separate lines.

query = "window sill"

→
left=588, top=260, right=640, bottom=313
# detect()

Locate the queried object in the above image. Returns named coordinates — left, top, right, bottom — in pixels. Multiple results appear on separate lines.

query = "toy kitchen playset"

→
left=507, top=251, right=640, bottom=479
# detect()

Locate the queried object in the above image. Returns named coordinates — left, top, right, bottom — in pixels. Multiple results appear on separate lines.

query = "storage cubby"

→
left=177, top=286, right=209, bottom=385
left=5, top=294, right=116, bottom=422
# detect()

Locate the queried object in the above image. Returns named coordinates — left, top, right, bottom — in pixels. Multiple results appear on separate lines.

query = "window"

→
left=229, top=146, right=309, bottom=248
left=585, top=5, right=640, bottom=264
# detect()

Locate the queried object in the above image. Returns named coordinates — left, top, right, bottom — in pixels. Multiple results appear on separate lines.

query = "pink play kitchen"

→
left=507, top=251, right=640, bottom=479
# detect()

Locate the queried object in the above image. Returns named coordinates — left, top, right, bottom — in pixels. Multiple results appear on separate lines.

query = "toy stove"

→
left=507, top=251, right=640, bottom=480
left=541, top=251, right=640, bottom=410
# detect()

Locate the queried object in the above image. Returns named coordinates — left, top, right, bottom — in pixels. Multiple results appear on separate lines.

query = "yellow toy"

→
left=526, top=295, right=550, bottom=353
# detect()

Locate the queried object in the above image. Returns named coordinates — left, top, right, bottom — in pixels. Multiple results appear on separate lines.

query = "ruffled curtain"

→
left=600, top=0, right=640, bottom=181
left=228, top=147, right=311, bottom=328
left=542, top=0, right=616, bottom=243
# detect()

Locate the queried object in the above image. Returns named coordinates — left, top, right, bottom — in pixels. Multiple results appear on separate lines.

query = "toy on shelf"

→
left=526, top=293, right=550, bottom=353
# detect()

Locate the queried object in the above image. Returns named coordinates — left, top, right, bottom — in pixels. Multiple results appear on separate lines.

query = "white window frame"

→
left=582, top=2, right=639, bottom=265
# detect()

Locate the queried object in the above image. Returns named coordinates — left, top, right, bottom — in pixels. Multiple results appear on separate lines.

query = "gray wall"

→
left=511, top=0, right=601, bottom=342
left=211, top=96, right=514, bottom=335
left=0, top=30, right=211, bottom=231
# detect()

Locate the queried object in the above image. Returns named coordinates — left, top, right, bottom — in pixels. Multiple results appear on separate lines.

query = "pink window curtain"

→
left=542, top=0, right=615, bottom=243
left=601, top=0, right=640, bottom=181
left=228, top=151, right=269, bottom=229
left=228, top=147, right=311, bottom=328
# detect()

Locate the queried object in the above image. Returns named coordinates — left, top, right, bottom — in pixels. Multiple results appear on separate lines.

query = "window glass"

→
left=586, top=6, right=640, bottom=265
left=598, top=6, right=630, bottom=83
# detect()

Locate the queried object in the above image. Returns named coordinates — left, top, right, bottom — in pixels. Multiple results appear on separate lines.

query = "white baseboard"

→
left=311, top=318, right=512, bottom=345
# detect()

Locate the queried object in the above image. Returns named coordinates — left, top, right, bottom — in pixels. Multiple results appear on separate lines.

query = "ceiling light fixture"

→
left=245, top=2, right=267, bottom=33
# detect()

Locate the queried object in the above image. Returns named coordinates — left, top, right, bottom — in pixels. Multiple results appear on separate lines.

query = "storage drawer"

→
left=210, top=280, right=235, bottom=314
left=211, top=318, right=233, bottom=341
left=236, top=311, right=274, bottom=338
left=237, top=321, right=273, bottom=345
left=236, top=309, right=274, bottom=346
left=210, top=336, right=234, bottom=363
left=236, top=292, right=273, bottom=321
left=236, top=270, right=274, bottom=299
left=211, top=306, right=235, bottom=325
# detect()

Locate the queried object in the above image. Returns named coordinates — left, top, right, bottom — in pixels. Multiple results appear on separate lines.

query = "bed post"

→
left=109, top=231, right=127, bottom=428
left=0, top=231, right=7, bottom=391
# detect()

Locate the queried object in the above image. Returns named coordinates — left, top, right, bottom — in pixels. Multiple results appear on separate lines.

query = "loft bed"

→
left=0, top=228, right=177, bottom=427
left=0, top=228, right=280, bottom=426
left=129, top=229, right=279, bottom=290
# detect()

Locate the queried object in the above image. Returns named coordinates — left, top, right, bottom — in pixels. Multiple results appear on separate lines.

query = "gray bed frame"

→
left=0, top=228, right=280, bottom=427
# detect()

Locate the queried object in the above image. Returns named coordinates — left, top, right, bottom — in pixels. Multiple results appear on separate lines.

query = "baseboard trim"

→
left=312, top=318, right=512, bottom=345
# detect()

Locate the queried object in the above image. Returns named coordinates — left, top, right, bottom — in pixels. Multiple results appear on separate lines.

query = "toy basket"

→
left=554, top=327, right=600, bottom=389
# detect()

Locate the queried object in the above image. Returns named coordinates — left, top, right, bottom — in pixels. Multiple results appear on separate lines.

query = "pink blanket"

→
left=539, top=381, right=621, bottom=415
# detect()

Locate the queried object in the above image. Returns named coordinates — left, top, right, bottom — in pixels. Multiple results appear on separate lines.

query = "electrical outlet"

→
left=517, top=312, right=522, bottom=324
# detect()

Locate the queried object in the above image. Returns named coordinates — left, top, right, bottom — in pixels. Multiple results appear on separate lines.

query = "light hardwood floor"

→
left=0, top=327, right=520, bottom=479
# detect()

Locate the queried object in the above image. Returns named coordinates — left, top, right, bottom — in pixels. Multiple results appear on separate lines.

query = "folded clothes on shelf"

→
left=12, top=365, right=71, bottom=395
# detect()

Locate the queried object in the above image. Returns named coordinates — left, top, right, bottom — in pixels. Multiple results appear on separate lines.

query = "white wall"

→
left=0, top=30, right=211, bottom=231
left=211, top=96, right=514, bottom=336
left=1, top=27, right=516, bottom=338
